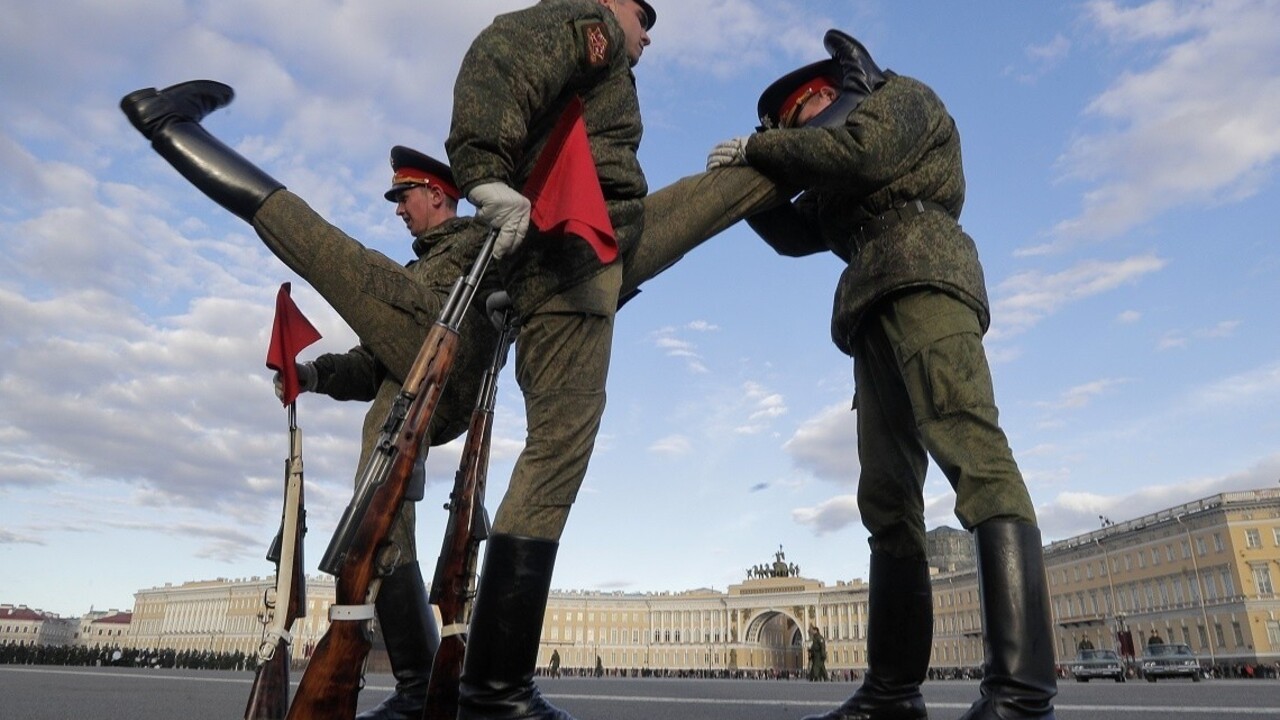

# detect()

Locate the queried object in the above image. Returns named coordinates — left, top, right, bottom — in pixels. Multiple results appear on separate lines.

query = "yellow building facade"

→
left=32, top=487, right=1274, bottom=677
left=931, top=488, right=1280, bottom=670
left=129, top=574, right=336, bottom=660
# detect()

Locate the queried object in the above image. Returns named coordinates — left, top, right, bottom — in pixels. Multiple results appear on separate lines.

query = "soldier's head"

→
left=756, top=29, right=886, bottom=131
left=599, top=0, right=655, bottom=66
left=385, top=145, right=461, bottom=237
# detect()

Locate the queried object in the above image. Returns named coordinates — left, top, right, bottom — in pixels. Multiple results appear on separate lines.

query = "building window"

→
left=1196, top=537, right=1207, bottom=556
left=1252, top=564, right=1275, bottom=598
left=1232, top=621, right=1245, bottom=648
left=1165, top=545, right=1174, bottom=562
left=1245, top=529, right=1262, bottom=549
left=1151, top=548, right=1160, bottom=566
left=1266, top=620, right=1280, bottom=646
left=1273, top=528, right=1280, bottom=547
left=1181, top=540, right=1191, bottom=559
left=1213, top=533, right=1225, bottom=552
left=1222, top=570, right=1235, bottom=598
left=1214, top=623, right=1225, bottom=647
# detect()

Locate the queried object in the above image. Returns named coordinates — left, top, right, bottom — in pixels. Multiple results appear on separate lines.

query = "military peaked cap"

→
left=635, top=0, right=657, bottom=30
left=756, top=29, right=887, bottom=131
left=385, top=145, right=460, bottom=202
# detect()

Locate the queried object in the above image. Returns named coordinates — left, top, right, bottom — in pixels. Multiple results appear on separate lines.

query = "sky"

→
left=2, top=0, right=1279, bottom=620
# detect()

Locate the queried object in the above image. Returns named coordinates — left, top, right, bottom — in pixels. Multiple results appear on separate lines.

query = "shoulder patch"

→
left=575, top=19, right=610, bottom=69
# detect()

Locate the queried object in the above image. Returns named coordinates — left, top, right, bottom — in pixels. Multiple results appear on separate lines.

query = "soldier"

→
left=443, top=1, right=658, bottom=718
left=708, top=29, right=1058, bottom=720
left=283, top=147, right=501, bottom=720
left=119, top=85, right=502, bottom=720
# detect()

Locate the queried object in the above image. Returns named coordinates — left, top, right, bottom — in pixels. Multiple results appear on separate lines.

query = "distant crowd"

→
left=5, top=641, right=1277, bottom=681
left=0, top=641, right=253, bottom=671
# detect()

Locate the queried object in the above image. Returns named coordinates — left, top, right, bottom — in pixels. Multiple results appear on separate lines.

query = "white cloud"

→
left=1038, top=0, right=1280, bottom=249
left=792, top=494, right=860, bottom=536
left=1034, top=452, right=1280, bottom=540
left=1038, top=378, right=1128, bottom=410
left=781, top=403, right=857, bottom=482
left=733, top=381, right=788, bottom=435
left=649, top=434, right=693, bottom=456
left=988, top=254, right=1166, bottom=339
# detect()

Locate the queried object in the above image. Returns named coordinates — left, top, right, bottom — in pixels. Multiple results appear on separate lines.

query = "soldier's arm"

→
left=311, top=345, right=386, bottom=401
left=744, top=78, right=937, bottom=195
left=446, top=4, right=621, bottom=194
left=746, top=200, right=827, bottom=258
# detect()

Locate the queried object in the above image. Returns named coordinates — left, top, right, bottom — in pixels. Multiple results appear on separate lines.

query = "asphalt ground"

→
left=3, top=665, right=1280, bottom=719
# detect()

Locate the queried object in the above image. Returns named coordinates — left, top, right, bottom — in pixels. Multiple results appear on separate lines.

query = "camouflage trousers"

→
left=852, top=288, right=1038, bottom=561
left=494, top=166, right=789, bottom=540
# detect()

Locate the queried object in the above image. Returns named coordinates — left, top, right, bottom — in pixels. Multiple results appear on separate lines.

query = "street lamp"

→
left=1175, top=513, right=1216, bottom=666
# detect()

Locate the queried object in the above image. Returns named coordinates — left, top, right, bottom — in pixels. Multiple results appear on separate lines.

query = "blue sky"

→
left=2, top=0, right=1279, bottom=619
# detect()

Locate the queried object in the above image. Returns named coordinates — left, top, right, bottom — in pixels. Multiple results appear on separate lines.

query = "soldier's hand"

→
left=469, top=182, right=531, bottom=260
left=273, top=361, right=317, bottom=400
left=706, top=136, right=750, bottom=170
left=485, top=291, right=514, bottom=332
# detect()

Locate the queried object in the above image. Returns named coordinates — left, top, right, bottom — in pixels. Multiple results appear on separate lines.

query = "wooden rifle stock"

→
left=286, top=230, right=497, bottom=720
left=246, top=408, right=308, bottom=720
left=421, top=310, right=514, bottom=720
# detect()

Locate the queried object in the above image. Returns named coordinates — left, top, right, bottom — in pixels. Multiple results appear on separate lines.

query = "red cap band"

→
left=779, top=77, right=835, bottom=128
left=391, top=167, right=460, bottom=200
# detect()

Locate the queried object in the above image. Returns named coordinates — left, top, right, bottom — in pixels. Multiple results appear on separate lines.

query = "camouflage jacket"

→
left=447, top=0, right=647, bottom=317
left=312, top=216, right=501, bottom=446
left=745, top=74, right=990, bottom=356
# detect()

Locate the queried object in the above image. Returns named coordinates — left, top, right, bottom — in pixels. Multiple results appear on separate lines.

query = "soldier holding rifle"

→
left=279, top=148, right=500, bottom=720
left=121, top=78, right=499, bottom=719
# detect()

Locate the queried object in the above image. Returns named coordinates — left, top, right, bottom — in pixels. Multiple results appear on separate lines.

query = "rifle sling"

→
left=328, top=603, right=376, bottom=621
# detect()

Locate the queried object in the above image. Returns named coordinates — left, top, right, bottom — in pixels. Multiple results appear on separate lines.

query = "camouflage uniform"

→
left=746, top=74, right=1036, bottom=560
left=446, top=0, right=646, bottom=541
left=253, top=200, right=500, bottom=565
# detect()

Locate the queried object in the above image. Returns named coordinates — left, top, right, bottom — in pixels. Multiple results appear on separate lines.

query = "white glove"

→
left=469, top=182, right=531, bottom=260
left=273, top=361, right=317, bottom=401
left=706, top=136, right=750, bottom=170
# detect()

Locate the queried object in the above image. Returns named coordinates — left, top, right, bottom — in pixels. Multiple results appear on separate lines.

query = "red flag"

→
left=523, top=96, right=617, bottom=263
left=265, top=282, right=322, bottom=406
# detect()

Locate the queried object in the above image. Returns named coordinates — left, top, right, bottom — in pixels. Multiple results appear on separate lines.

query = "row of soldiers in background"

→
left=0, top=641, right=249, bottom=670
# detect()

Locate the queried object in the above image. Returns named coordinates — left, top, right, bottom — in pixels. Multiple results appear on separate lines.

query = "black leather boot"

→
left=119, top=80, right=283, bottom=222
left=458, top=534, right=575, bottom=720
left=356, top=562, right=441, bottom=720
left=804, top=552, right=931, bottom=720
left=958, top=520, right=1057, bottom=720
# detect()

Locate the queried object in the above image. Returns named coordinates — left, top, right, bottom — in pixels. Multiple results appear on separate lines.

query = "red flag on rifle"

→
left=523, top=96, right=617, bottom=263
left=265, top=282, right=322, bottom=406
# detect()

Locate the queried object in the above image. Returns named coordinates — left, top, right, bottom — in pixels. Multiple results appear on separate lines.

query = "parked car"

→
left=1070, top=648, right=1126, bottom=682
left=1140, top=643, right=1202, bottom=682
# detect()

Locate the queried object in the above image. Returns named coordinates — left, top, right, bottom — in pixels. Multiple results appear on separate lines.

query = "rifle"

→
left=245, top=405, right=308, bottom=720
left=421, top=305, right=514, bottom=720
left=286, top=229, right=497, bottom=720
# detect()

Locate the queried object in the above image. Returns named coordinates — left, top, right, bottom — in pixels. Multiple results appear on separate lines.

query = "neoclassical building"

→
left=931, top=488, right=1280, bottom=671
left=0, top=605, right=75, bottom=647
left=15, top=487, right=1275, bottom=677
left=129, top=574, right=336, bottom=660
left=538, top=548, right=869, bottom=676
